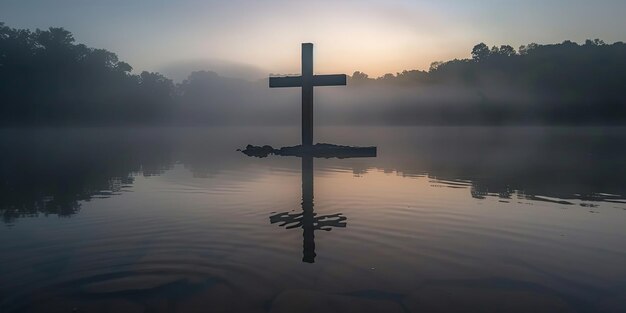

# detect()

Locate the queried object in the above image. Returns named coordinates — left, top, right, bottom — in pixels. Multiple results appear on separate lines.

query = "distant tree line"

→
left=1, top=22, right=625, bottom=125
left=0, top=22, right=175, bottom=125
left=350, top=40, right=626, bottom=123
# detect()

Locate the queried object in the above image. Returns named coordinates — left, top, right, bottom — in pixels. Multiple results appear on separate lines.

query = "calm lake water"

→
left=1, top=126, right=625, bottom=313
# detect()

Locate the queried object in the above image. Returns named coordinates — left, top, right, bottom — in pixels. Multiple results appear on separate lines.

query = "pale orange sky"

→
left=2, top=0, right=625, bottom=78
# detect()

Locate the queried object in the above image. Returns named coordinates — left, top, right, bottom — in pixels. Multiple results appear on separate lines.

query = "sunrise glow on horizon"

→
left=2, top=0, right=626, bottom=78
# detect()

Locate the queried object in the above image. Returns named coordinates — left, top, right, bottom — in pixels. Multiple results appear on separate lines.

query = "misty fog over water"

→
left=1, top=126, right=625, bottom=312
left=2, top=23, right=625, bottom=127
left=2, top=15, right=626, bottom=313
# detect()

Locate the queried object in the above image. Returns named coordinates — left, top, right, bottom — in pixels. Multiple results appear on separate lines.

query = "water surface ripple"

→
left=1, top=127, right=625, bottom=313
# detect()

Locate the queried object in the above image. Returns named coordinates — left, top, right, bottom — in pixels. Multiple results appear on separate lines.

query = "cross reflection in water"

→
left=270, top=156, right=346, bottom=263
left=269, top=150, right=376, bottom=263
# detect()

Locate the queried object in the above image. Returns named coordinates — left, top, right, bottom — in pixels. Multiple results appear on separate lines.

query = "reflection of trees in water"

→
left=0, top=128, right=274, bottom=223
left=375, top=127, right=626, bottom=203
left=0, top=130, right=175, bottom=223
left=469, top=183, right=513, bottom=200
left=0, top=160, right=138, bottom=223
left=2, top=127, right=625, bottom=223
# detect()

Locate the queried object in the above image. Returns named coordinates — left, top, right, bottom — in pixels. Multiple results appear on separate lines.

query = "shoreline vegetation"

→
left=1, top=22, right=625, bottom=126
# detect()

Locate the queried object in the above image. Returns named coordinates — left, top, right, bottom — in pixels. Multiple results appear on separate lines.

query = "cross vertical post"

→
left=301, top=43, right=314, bottom=147
left=269, top=43, right=347, bottom=147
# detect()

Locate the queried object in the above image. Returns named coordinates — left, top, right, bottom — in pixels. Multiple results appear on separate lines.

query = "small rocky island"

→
left=239, top=143, right=377, bottom=158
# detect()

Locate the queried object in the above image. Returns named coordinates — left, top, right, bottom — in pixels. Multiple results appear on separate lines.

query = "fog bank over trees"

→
left=1, top=22, right=625, bottom=126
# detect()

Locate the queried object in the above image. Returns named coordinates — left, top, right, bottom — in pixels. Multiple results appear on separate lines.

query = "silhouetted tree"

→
left=471, top=43, right=490, bottom=61
left=518, top=43, right=539, bottom=55
left=379, top=73, right=395, bottom=81
left=351, top=71, right=369, bottom=80
left=1, top=21, right=625, bottom=126
left=0, top=23, right=175, bottom=125
left=429, top=61, right=444, bottom=71
left=585, top=39, right=606, bottom=46
left=497, top=45, right=516, bottom=57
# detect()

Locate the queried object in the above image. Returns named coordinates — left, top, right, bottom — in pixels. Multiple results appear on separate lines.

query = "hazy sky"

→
left=2, top=0, right=625, bottom=78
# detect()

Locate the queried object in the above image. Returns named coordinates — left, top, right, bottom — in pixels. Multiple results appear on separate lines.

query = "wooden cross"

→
left=269, top=43, right=347, bottom=146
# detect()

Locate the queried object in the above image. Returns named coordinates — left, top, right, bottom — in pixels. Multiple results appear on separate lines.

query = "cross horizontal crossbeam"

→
left=269, top=74, right=347, bottom=88
left=269, top=43, right=347, bottom=146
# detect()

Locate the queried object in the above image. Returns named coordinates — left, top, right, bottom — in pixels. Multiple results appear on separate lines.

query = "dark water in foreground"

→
left=1, top=126, right=625, bottom=313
